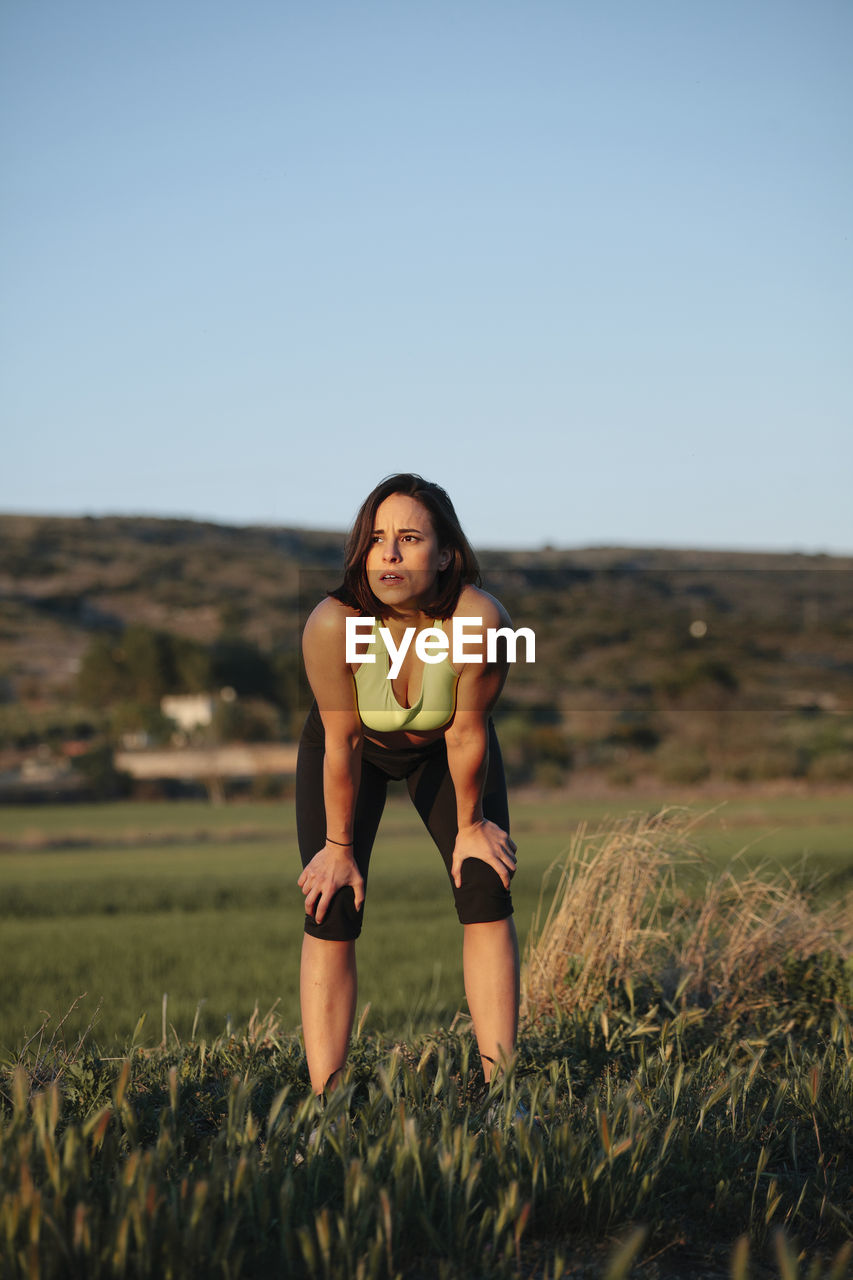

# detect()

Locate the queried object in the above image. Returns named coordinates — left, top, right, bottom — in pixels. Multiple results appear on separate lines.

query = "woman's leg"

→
left=300, top=935, right=358, bottom=1094
left=296, top=705, right=387, bottom=1093
left=406, top=723, right=518, bottom=1079
left=463, top=918, right=519, bottom=1082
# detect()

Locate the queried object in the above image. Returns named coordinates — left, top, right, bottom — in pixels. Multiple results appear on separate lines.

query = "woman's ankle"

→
left=318, top=1065, right=345, bottom=1098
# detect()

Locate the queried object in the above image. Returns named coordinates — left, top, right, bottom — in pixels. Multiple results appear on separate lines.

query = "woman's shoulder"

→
left=303, top=596, right=361, bottom=653
left=452, top=584, right=511, bottom=629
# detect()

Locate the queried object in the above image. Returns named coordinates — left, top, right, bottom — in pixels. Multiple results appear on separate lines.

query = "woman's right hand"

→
left=298, top=843, right=365, bottom=925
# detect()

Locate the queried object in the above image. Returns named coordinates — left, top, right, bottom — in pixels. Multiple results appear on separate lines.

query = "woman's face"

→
left=364, top=493, right=451, bottom=611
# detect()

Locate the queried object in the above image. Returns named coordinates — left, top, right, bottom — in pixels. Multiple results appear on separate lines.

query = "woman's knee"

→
left=303, top=885, right=365, bottom=941
left=452, top=860, right=513, bottom=926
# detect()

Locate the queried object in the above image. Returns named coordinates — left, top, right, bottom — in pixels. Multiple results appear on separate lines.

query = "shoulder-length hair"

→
left=329, top=473, right=481, bottom=619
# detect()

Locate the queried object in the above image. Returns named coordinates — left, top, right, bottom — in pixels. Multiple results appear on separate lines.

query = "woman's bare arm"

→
left=298, top=599, right=365, bottom=924
left=444, top=590, right=517, bottom=889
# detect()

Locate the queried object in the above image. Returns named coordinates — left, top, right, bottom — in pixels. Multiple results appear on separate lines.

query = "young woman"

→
left=296, top=473, right=519, bottom=1095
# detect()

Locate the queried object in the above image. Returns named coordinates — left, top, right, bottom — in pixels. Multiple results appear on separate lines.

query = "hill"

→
left=1, top=514, right=851, bottom=790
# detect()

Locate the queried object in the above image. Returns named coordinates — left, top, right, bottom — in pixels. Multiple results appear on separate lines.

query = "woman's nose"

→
left=383, top=539, right=401, bottom=561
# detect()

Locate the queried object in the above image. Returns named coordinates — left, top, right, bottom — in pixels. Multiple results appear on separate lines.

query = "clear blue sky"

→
left=2, top=0, right=851, bottom=552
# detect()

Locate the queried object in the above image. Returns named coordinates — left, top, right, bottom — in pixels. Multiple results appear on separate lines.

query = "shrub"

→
left=735, top=745, right=808, bottom=781
left=808, top=749, right=853, bottom=784
left=654, top=742, right=710, bottom=785
left=211, top=697, right=282, bottom=743
left=521, top=808, right=852, bottom=1024
left=71, top=745, right=133, bottom=800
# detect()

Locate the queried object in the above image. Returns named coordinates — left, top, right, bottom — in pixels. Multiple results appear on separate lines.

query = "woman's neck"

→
left=379, top=604, right=433, bottom=631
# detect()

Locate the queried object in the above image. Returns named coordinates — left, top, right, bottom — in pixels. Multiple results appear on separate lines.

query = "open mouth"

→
left=379, top=573, right=405, bottom=584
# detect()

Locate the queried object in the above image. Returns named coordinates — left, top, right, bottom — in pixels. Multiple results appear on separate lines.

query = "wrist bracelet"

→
left=326, top=836, right=353, bottom=847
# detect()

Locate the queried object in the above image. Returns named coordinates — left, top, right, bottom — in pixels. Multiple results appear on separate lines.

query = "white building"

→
left=160, top=693, right=216, bottom=732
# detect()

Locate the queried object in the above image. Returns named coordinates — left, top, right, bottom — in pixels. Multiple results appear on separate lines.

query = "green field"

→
left=2, top=791, right=851, bottom=1051
left=2, top=793, right=852, bottom=1278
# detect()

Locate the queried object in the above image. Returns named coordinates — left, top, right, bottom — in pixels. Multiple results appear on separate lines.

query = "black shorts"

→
left=296, top=701, right=514, bottom=941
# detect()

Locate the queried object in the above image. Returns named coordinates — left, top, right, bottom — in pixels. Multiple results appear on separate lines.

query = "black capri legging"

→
left=296, top=701, right=514, bottom=941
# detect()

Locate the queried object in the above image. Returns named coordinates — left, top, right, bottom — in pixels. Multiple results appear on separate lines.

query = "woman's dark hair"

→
left=330, top=473, right=481, bottom=618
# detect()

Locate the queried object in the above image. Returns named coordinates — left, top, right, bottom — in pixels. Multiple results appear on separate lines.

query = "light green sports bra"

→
left=352, top=617, right=459, bottom=733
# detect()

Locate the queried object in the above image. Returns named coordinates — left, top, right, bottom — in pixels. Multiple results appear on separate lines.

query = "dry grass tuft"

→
left=521, top=806, right=852, bottom=1022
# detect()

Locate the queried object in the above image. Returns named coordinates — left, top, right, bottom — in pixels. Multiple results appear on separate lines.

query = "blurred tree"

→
left=76, top=627, right=212, bottom=708
left=606, top=709, right=661, bottom=751
left=72, top=744, right=132, bottom=798
left=76, top=634, right=128, bottom=707
left=212, top=697, right=281, bottom=743
left=493, top=714, right=573, bottom=785
left=661, top=657, right=739, bottom=699
left=272, top=650, right=302, bottom=713
left=172, top=635, right=212, bottom=692
left=108, top=701, right=175, bottom=746
left=218, top=600, right=248, bottom=634
left=120, top=626, right=174, bottom=703
left=210, top=638, right=276, bottom=699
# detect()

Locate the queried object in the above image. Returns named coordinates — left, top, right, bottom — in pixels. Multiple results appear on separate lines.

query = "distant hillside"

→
left=0, top=515, right=346, bottom=698
left=2, top=511, right=850, bottom=693
left=1, top=514, right=851, bottom=789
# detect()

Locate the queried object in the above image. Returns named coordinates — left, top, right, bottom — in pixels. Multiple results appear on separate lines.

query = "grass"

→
left=1, top=803, right=851, bottom=1277
left=1, top=792, right=851, bottom=1050
left=1, top=988, right=851, bottom=1277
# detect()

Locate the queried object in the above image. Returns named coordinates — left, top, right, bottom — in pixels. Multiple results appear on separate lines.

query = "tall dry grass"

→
left=521, top=806, right=853, bottom=1022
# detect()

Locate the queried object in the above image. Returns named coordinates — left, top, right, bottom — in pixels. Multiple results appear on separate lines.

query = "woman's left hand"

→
left=451, top=819, right=517, bottom=890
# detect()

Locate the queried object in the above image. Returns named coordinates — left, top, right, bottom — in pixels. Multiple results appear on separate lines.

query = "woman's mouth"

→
left=379, top=573, right=405, bottom=584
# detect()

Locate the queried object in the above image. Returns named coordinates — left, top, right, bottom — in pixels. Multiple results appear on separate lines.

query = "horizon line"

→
left=0, top=507, right=851, bottom=561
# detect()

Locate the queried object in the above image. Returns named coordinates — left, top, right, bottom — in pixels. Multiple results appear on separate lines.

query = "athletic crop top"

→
left=352, top=617, right=459, bottom=733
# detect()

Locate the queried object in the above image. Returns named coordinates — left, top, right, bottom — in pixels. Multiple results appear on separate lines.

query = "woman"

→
left=296, top=473, right=519, bottom=1095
